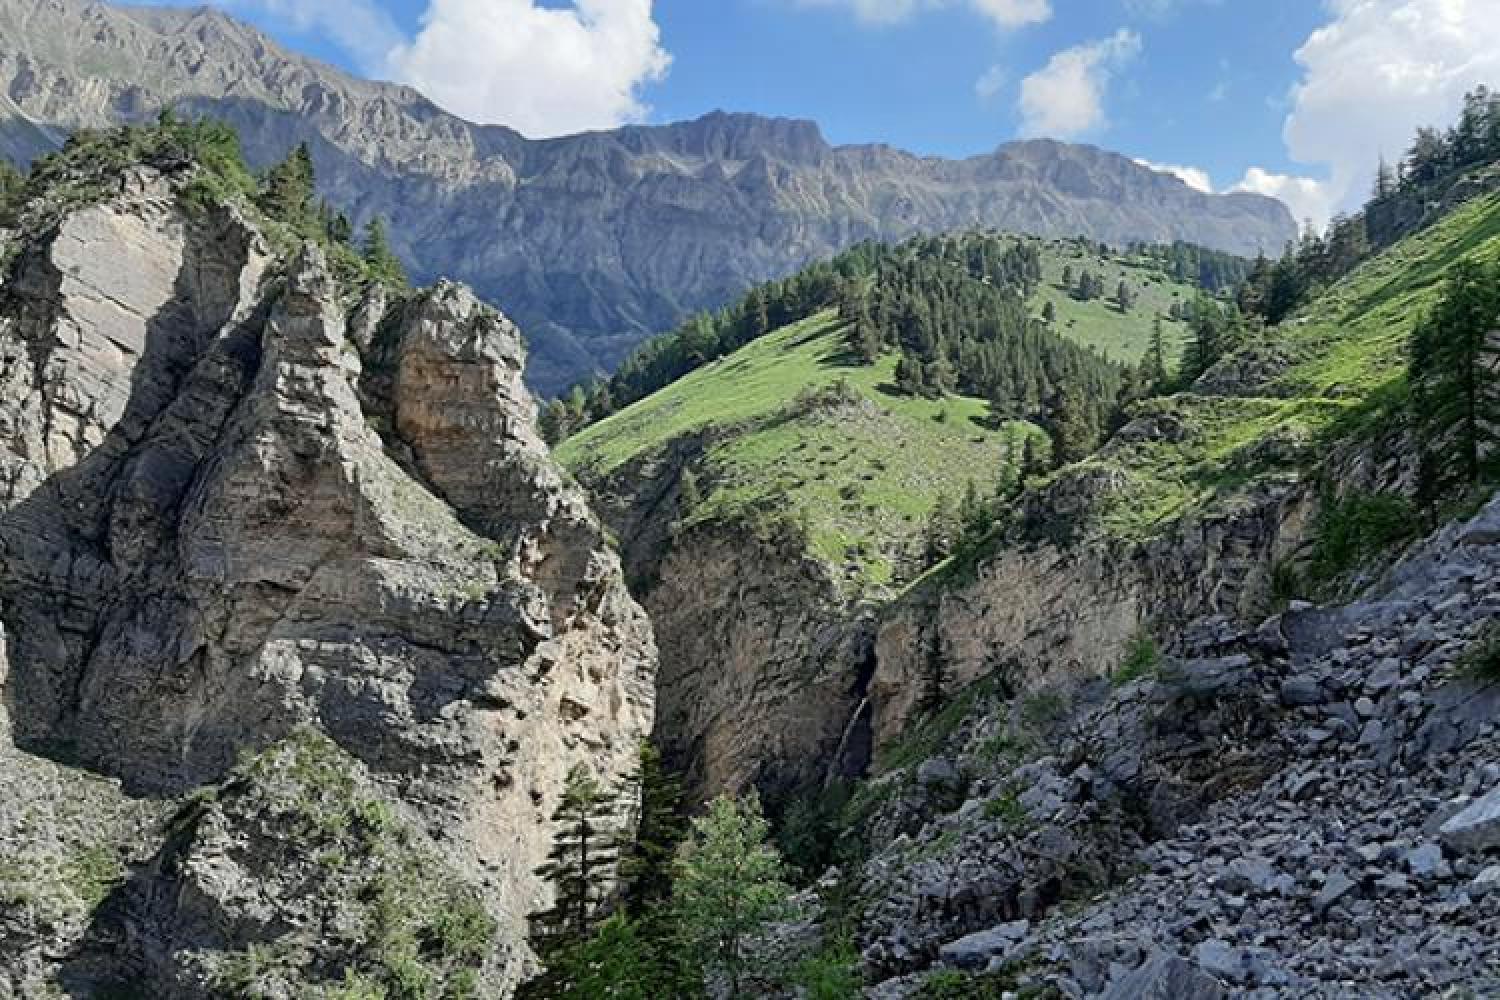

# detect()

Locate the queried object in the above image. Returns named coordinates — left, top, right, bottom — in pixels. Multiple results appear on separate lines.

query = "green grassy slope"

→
left=558, top=311, right=1041, bottom=590
left=1063, top=193, right=1500, bottom=541
left=558, top=235, right=1213, bottom=589
left=1029, top=237, right=1195, bottom=365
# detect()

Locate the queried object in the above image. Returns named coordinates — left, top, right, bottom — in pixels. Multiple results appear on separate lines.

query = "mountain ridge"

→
left=0, top=0, right=1296, bottom=393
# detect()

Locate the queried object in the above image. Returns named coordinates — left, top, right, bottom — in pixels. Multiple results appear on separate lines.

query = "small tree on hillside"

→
left=258, top=142, right=315, bottom=229
left=618, top=744, right=689, bottom=915
left=1145, top=318, right=1171, bottom=393
left=0, top=159, right=24, bottom=226
left=1047, top=384, right=1098, bottom=468
left=1409, top=256, right=1500, bottom=509
left=673, top=795, right=794, bottom=999
left=524, top=766, right=623, bottom=998
left=361, top=216, right=407, bottom=287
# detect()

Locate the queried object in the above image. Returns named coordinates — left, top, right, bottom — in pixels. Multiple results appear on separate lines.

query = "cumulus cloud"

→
left=389, top=0, right=670, bottom=137
left=1231, top=167, right=1333, bottom=227
left=794, top=0, right=1051, bottom=30
left=183, top=0, right=671, bottom=138
left=1240, top=0, right=1500, bottom=226
left=1134, top=158, right=1214, bottom=193
left=1017, top=29, right=1141, bottom=138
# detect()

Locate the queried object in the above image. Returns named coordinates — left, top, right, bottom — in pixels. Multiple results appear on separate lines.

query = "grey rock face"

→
left=0, top=0, right=1296, bottom=394
left=0, top=168, right=655, bottom=994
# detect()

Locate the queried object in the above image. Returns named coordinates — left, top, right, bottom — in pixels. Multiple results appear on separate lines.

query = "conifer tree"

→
left=0, top=159, right=23, bottom=227
left=1048, top=384, right=1097, bottom=468
left=258, top=142, right=315, bottom=229
left=525, top=765, right=623, bottom=998
left=361, top=216, right=407, bottom=287
left=1408, top=256, right=1500, bottom=498
left=618, top=744, right=688, bottom=914
left=673, top=795, right=793, bottom=999
left=1145, top=318, right=1171, bottom=392
left=924, top=493, right=958, bottom=564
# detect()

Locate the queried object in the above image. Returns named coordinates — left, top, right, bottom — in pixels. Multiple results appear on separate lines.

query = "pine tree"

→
left=0, top=159, right=23, bottom=227
left=1408, top=256, right=1500, bottom=497
left=894, top=351, right=925, bottom=396
left=1041, top=300, right=1056, bottom=324
left=539, top=399, right=572, bottom=446
left=1114, top=280, right=1134, bottom=312
left=525, top=765, right=623, bottom=997
left=673, top=795, right=793, bottom=999
left=361, top=216, right=407, bottom=287
left=1145, top=318, right=1171, bottom=392
left=547, top=915, right=673, bottom=1000
left=1048, top=384, right=1097, bottom=468
left=618, top=744, right=688, bottom=914
left=924, top=493, right=958, bottom=564
left=258, top=142, right=315, bottom=229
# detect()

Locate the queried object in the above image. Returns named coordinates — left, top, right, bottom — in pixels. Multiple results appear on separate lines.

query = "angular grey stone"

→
left=1471, top=866, right=1500, bottom=898
left=937, top=920, right=1030, bottom=970
left=1279, top=676, right=1324, bottom=706
left=917, top=757, right=961, bottom=790
left=1103, top=952, right=1227, bottom=1000
left=1403, top=842, right=1447, bottom=879
left=1439, top=785, right=1500, bottom=853
left=1313, top=872, right=1357, bottom=914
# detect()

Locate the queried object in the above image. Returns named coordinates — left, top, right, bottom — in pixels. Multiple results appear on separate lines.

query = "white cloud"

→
left=1244, top=0, right=1500, bottom=226
left=794, top=0, right=1051, bottom=30
left=389, top=0, right=671, bottom=137
left=1134, top=158, right=1214, bottom=193
left=1017, top=29, right=1141, bottom=138
left=180, top=0, right=671, bottom=138
left=970, top=0, right=1053, bottom=28
left=975, top=65, right=1008, bottom=101
left=1231, top=167, right=1334, bottom=229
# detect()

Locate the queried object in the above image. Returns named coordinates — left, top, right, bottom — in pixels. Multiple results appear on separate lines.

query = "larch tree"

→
left=672, top=795, right=793, bottom=999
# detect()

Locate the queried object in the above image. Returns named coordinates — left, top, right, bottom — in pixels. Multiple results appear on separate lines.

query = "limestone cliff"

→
left=0, top=157, right=655, bottom=995
left=581, top=440, right=871, bottom=805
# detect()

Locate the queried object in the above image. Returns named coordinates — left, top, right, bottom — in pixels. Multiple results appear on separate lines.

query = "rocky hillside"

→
left=0, top=0, right=1295, bottom=394
left=815, top=490, right=1500, bottom=997
left=0, top=127, right=655, bottom=997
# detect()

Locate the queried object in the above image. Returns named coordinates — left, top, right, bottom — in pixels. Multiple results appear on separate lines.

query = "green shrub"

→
left=982, top=791, right=1027, bottom=828
left=793, top=940, right=862, bottom=1000
left=1112, top=630, right=1161, bottom=686
left=1308, top=490, right=1418, bottom=583
left=1459, top=621, right=1500, bottom=681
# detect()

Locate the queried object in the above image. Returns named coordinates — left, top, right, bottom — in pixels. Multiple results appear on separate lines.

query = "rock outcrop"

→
left=0, top=161, right=655, bottom=995
left=0, top=0, right=1296, bottom=393
left=871, top=473, right=1314, bottom=747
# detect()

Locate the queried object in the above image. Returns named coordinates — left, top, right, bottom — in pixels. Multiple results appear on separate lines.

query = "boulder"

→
left=1439, top=785, right=1500, bottom=854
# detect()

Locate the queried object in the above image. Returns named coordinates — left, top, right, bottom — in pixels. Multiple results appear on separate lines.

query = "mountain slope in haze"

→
left=0, top=0, right=1296, bottom=394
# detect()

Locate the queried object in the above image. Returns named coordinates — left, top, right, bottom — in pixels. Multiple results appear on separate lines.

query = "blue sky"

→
left=152, top=0, right=1500, bottom=225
